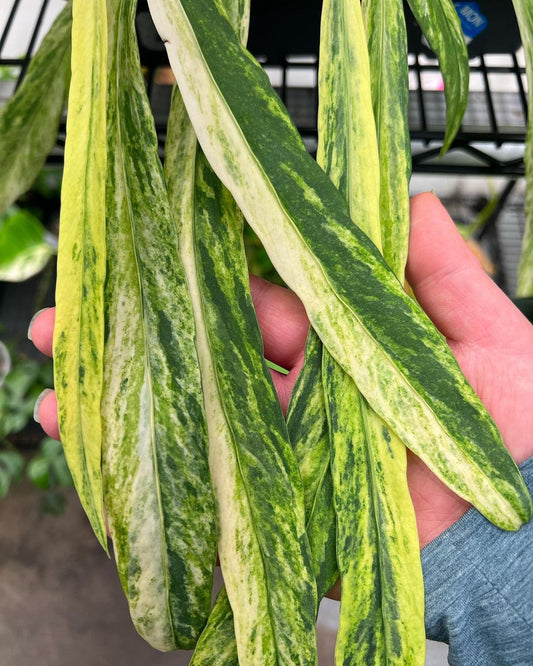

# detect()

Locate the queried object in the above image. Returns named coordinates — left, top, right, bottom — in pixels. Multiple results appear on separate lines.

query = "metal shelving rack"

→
left=1, top=0, right=531, bottom=302
left=409, top=51, right=527, bottom=176
left=0, top=0, right=528, bottom=178
left=0, top=0, right=51, bottom=89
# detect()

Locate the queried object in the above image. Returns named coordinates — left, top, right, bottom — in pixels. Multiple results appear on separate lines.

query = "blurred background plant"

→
left=0, top=63, right=17, bottom=81
left=0, top=166, right=73, bottom=512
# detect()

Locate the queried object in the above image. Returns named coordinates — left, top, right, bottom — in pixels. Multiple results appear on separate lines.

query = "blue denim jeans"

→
left=422, top=457, right=533, bottom=665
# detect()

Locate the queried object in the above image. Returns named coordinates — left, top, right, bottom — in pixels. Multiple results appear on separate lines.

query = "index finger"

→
left=249, top=274, right=309, bottom=371
left=28, top=307, right=56, bottom=357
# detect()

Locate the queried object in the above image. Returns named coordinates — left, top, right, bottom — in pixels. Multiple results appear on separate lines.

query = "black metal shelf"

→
left=0, top=0, right=529, bottom=177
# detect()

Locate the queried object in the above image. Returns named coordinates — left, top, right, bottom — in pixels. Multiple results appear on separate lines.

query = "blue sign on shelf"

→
left=454, top=2, right=489, bottom=43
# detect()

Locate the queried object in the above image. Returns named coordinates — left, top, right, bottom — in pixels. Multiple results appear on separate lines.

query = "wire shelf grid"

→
left=0, top=0, right=529, bottom=176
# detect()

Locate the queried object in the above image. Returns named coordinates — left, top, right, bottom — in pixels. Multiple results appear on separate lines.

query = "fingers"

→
left=249, top=274, right=309, bottom=370
left=28, top=281, right=309, bottom=428
left=28, top=307, right=59, bottom=439
left=407, top=192, right=529, bottom=348
left=28, top=307, right=55, bottom=357
left=34, top=389, right=60, bottom=441
left=249, top=275, right=310, bottom=414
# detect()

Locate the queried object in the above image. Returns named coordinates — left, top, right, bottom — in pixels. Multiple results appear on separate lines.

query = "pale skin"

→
left=30, top=192, right=533, bottom=556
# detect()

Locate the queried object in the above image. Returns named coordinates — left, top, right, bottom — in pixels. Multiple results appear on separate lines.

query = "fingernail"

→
left=27, top=308, right=49, bottom=342
left=34, top=389, right=53, bottom=424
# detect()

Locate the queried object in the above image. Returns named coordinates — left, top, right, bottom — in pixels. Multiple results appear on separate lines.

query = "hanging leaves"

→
left=5, top=0, right=533, bottom=662
left=0, top=3, right=71, bottom=214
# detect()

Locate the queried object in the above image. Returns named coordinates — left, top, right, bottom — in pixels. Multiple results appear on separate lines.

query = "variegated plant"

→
left=514, top=0, right=533, bottom=297
left=0, top=3, right=71, bottom=214
left=1, top=0, right=533, bottom=664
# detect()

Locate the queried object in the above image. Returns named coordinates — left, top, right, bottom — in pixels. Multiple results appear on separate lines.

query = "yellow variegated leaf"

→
left=318, top=1, right=424, bottom=662
left=102, top=0, right=216, bottom=650
left=363, top=0, right=411, bottom=280
left=53, top=0, right=108, bottom=551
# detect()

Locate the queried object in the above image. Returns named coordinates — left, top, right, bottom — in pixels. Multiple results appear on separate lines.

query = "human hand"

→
left=251, top=192, right=533, bottom=547
left=30, top=193, right=533, bottom=549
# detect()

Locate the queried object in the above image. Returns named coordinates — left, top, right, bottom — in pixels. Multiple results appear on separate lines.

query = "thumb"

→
left=406, top=192, right=524, bottom=347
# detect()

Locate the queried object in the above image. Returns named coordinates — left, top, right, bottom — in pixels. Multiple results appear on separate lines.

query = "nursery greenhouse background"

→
left=0, top=0, right=529, bottom=664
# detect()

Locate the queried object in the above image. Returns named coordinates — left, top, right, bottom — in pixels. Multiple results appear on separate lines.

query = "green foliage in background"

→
left=0, top=161, right=65, bottom=509
left=0, top=206, right=56, bottom=282
left=243, top=223, right=282, bottom=285
left=0, top=350, right=52, bottom=442
left=27, top=437, right=74, bottom=514
left=0, top=349, right=73, bottom=511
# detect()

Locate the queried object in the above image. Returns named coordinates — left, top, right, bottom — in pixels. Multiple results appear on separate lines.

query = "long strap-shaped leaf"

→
left=148, top=0, right=531, bottom=530
left=324, top=383, right=425, bottom=665
left=363, top=0, right=411, bottom=280
left=174, top=4, right=316, bottom=662
left=166, top=88, right=317, bottom=664
left=514, top=0, right=533, bottom=297
left=100, top=0, right=216, bottom=650
left=190, top=326, right=338, bottom=666
left=0, top=2, right=71, bottom=214
left=190, top=331, right=335, bottom=665
left=316, top=2, right=380, bottom=243
left=318, top=1, right=424, bottom=663
left=287, top=328, right=337, bottom=600
left=53, top=0, right=107, bottom=551
left=407, top=0, right=469, bottom=154
left=186, top=3, right=333, bottom=659
left=317, top=0, right=381, bottom=254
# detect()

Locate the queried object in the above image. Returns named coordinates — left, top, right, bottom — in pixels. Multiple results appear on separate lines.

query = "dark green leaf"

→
left=0, top=450, right=24, bottom=480
left=0, top=467, right=11, bottom=498
left=27, top=456, right=50, bottom=489
left=41, top=490, right=67, bottom=515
